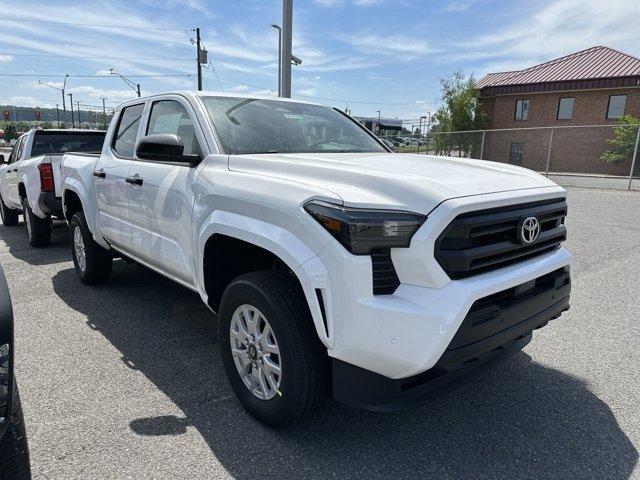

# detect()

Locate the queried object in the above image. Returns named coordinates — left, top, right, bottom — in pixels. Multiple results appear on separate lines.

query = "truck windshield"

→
left=202, top=97, right=387, bottom=155
left=31, top=131, right=106, bottom=156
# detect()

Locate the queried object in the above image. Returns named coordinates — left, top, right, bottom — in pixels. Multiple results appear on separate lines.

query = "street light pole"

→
left=55, top=104, right=60, bottom=126
left=109, top=69, right=141, bottom=98
left=271, top=24, right=282, bottom=97
left=101, top=98, right=107, bottom=130
left=38, top=75, right=69, bottom=126
left=68, top=93, right=75, bottom=128
left=76, top=101, right=81, bottom=126
left=280, top=0, right=293, bottom=98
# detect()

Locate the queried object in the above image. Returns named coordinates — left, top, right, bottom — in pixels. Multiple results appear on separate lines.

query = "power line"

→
left=206, top=74, right=420, bottom=106
left=0, top=73, right=192, bottom=78
left=0, top=52, right=193, bottom=61
left=0, top=16, right=186, bottom=31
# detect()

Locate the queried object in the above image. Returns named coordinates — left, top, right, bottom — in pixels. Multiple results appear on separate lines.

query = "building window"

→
left=514, top=99, right=529, bottom=121
left=557, top=97, right=574, bottom=120
left=607, top=95, right=627, bottom=119
left=509, top=142, right=524, bottom=166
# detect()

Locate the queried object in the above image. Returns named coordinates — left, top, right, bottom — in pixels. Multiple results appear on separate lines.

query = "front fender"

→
left=196, top=210, right=334, bottom=348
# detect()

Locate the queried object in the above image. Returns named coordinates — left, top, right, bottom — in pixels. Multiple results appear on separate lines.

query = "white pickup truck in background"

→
left=60, top=92, right=571, bottom=426
left=0, top=129, right=105, bottom=246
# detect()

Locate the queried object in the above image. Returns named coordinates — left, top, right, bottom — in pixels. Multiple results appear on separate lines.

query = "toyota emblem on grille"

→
left=520, top=216, right=540, bottom=244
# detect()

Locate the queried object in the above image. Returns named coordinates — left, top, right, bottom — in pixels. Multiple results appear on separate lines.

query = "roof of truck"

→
left=117, top=91, right=325, bottom=109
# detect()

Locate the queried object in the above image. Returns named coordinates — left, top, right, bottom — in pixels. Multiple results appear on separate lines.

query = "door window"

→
left=113, top=104, right=144, bottom=158
left=146, top=100, right=202, bottom=157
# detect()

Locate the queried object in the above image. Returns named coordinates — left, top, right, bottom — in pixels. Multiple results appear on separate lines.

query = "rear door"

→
left=127, top=97, right=206, bottom=284
left=94, top=103, right=145, bottom=251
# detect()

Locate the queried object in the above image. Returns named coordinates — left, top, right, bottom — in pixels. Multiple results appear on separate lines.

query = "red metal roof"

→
left=477, top=46, right=640, bottom=89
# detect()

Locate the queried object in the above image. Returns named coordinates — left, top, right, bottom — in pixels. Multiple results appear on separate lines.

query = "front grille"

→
left=435, top=198, right=567, bottom=279
left=371, top=248, right=400, bottom=295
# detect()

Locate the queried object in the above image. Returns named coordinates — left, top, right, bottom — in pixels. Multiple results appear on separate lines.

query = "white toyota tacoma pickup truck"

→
left=0, top=129, right=105, bottom=246
left=60, top=92, right=571, bottom=426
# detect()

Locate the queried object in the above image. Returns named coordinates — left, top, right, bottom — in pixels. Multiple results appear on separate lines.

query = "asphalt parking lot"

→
left=1, top=187, right=639, bottom=480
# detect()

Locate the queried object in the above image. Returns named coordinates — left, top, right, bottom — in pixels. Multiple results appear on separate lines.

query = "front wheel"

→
left=0, top=195, right=19, bottom=227
left=69, top=212, right=112, bottom=284
left=219, top=270, right=329, bottom=427
left=22, top=199, right=50, bottom=247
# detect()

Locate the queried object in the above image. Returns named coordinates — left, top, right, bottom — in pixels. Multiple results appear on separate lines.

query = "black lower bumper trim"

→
left=37, top=191, right=63, bottom=218
left=332, top=267, right=571, bottom=412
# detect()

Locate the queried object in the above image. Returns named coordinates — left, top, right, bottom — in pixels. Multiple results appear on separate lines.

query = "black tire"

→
left=219, top=270, right=329, bottom=427
left=0, top=383, right=32, bottom=480
left=0, top=195, right=19, bottom=227
left=22, top=198, right=50, bottom=247
left=69, top=211, right=112, bottom=284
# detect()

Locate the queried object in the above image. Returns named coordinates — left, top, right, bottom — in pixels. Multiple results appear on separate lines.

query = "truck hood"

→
left=228, top=152, right=562, bottom=214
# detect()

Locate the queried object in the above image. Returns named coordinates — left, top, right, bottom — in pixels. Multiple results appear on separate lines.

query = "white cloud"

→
left=453, top=0, right=640, bottom=72
left=314, top=0, right=384, bottom=6
left=0, top=55, right=13, bottom=63
left=343, top=33, right=431, bottom=58
left=7, top=96, right=54, bottom=108
left=297, top=87, right=320, bottom=97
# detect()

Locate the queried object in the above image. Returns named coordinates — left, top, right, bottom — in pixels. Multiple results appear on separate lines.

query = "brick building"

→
left=476, top=46, right=640, bottom=175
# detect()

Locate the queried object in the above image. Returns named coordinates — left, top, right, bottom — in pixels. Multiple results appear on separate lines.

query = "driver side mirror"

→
left=0, top=155, right=5, bottom=164
left=135, top=134, right=201, bottom=166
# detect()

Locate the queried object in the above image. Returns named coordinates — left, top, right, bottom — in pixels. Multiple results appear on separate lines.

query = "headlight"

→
left=304, top=201, right=426, bottom=255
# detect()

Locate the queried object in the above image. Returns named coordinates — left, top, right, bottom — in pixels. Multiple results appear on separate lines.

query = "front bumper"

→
left=333, top=266, right=570, bottom=411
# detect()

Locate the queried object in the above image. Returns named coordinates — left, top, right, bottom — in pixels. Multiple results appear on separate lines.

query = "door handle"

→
left=125, top=175, right=143, bottom=186
left=92, top=169, right=106, bottom=179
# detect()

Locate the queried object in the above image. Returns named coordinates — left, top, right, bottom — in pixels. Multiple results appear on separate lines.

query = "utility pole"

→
left=68, top=93, right=75, bottom=128
left=271, top=24, right=282, bottom=96
left=76, top=101, right=81, bottom=126
left=376, top=110, right=381, bottom=135
left=196, top=27, right=203, bottom=91
left=280, top=0, right=293, bottom=98
left=55, top=104, right=60, bottom=126
left=101, top=98, right=107, bottom=130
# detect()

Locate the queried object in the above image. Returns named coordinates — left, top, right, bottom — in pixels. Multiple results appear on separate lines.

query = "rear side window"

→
left=113, top=104, right=144, bottom=158
left=31, top=131, right=106, bottom=156
left=15, top=136, right=26, bottom=161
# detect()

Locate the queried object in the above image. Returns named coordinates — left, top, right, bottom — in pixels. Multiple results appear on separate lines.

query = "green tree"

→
left=601, top=115, right=640, bottom=164
left=3, top=123, right=17, bottom=141
left=431, top=71, right=485, bottom=157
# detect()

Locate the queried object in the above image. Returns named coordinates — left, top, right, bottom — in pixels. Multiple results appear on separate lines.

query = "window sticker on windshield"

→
left=283, top=114, right=303, bottom=120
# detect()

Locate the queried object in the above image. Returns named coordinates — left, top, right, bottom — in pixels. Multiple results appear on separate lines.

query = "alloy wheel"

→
left=230, top=304, right=282, bottom=400
left=73, top=225, right=87, bottom=272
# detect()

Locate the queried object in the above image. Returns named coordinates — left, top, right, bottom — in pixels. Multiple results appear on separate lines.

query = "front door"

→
left=94, top=103, right=144, bottom=251
left=4, top=136, right=25, bottom=208
left=127, top=98, right=205, bottom=284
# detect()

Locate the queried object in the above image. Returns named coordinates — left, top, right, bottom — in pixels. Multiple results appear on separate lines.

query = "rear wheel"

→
left=0, top=195, right=18, bottom=227
left=70, top=211, right=112, bottom=284
left=0, top=383, right=32, bottom=480
left=22, top=198, right=50, bottom=247
left=219, top=270, right=329, bottom=427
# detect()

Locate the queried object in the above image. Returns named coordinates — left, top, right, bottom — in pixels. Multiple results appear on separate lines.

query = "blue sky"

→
left=0, top=0, right=639, bottom=122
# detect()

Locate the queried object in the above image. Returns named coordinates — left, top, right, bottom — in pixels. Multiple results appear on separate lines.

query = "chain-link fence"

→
left=383, top=124, right=640, bottom=191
